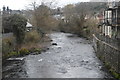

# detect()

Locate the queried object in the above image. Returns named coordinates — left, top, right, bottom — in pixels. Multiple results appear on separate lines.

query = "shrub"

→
left=19, top=48, right=29, bottom=56
left=2, top=51, right=19, bottom=60
left=2, top=37, right=15, bottom=55
left=9, top=14, right=27, bottom=45
left=8, top=51, right=19, bottom=57
left=24, top=30, right=40, bottom=43
left=29, top=47, right=41, bottom=53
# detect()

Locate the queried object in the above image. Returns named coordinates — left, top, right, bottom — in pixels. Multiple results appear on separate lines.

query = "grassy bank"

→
left=2, top=30, right=51, bottom=61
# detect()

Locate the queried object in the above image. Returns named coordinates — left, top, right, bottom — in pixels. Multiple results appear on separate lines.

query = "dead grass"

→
left=21, top=31, right=51, bottom=51
left=2, top=30, right=51, bottom=60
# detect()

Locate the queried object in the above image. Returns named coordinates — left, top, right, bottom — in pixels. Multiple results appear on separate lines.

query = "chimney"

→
left=108, top=0, right=114, bottom=8
left=3, top=6, right=6, bottom=11
left=7, top=6, right=9, bottom=11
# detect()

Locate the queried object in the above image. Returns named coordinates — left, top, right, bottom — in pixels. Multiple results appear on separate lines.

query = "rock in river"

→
left=52, top=43, right=57, bottom=46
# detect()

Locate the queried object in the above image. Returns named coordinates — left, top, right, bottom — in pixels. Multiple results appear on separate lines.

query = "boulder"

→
left=52, top=43, right=57, bottom=46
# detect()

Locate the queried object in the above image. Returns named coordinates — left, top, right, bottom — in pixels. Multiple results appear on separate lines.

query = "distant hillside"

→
left=90, top=0, right=120, bottom=2
left=75, top=2, right=107, bottom=15
left=90, top=0, right=108, bottom=2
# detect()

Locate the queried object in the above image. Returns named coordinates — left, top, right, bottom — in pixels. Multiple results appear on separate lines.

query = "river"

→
left=3, top=32, right=112, bottom=78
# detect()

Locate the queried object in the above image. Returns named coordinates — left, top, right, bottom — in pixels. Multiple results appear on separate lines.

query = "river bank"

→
left=2, top=33, right=52, bottom=78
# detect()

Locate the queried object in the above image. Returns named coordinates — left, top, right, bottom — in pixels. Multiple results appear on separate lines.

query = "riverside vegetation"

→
left=2, top=14, right=51, bottom=61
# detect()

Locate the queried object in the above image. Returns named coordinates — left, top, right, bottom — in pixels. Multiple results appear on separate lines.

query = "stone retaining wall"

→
left=93, top=34, right=120, bottom=74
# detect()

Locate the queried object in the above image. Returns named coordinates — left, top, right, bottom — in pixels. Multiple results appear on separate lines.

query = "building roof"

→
left=26, top=22, right=33, bottom=28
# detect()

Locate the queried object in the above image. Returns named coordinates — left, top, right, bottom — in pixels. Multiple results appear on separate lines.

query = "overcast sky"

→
left=0, top=0, right=90, bottom=10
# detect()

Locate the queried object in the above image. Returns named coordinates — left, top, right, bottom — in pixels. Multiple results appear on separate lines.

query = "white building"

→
left=26, top=22, right=34, bottom=32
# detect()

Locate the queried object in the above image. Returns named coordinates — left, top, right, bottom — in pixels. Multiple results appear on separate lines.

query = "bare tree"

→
left=27, top=0, right=58, bottom=35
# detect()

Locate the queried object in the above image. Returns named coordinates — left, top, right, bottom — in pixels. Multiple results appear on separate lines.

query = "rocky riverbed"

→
left=2, top=32, right=113, bottom=78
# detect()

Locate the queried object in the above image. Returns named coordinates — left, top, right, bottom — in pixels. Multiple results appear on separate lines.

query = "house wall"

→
left=102, top=6, right=120, bottom=38
left=102, top=10, right=113, bottom=37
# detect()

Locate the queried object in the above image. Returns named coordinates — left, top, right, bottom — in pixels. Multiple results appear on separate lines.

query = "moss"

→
left=103, top=61, right=120, bottom=79
left=105, top=62, right=111, bottom=70
left=98, top=55, right=105, bottom=62
left=3, top=51, right=19, bottom=59
left=8, top=51, right=18, bottom=56
left=110, top=69, right=120, bottom=79
left=34, top=48, right=41, bottom=53
left=29, top=48, right=41, bottom=54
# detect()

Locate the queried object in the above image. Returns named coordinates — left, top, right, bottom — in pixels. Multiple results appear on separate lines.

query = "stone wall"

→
left=93, top=34, right=120, bottom=74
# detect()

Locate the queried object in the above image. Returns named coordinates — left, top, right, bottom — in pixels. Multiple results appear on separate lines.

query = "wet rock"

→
left=38, top=59, right=43, bottom=62
left=52, top=43, right=57, bottom=46
left=77, top=41, right=82, bottom=43
left=81, top=60, right=89, bottom=63
left=47, top=47, right=50, bottom=50
left=18, top=69, right=22, bottom=72
left=50, top=39, right=53, bottom=42
left=31, top=52, right=40, bottom=55
left=7, top=57, right=25, bottom=61
left=41, top=47, right=49, bottom=52
left=81, top=60, right=84, bottom=62
left=85, top=61, right=89, bottom=63
left=41, top=49, right=47, bottom=52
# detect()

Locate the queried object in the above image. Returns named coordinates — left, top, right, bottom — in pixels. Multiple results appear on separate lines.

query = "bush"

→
left=29, top=47, right=41, bottom=53
left=8, top=51, right=19, bottom=57
left=3, top=48, right=29, bottom=60
left=24, top=30, right=41, bottom=43
left=2, top=51, right=19, bottom=60
left=2, top=37, right=15, bottom=55
left=9, top=14, right=27, bottom=45
left=19, top=48, right=29, bottom=56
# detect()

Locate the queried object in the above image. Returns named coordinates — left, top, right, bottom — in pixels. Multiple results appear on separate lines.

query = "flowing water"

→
left=3, top=32, right=113, bottom=78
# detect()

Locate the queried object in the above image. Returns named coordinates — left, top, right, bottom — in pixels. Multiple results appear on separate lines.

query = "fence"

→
left=93, top=34, right=120, bottom=74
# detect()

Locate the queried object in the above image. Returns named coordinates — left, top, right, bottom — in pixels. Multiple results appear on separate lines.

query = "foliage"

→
left=2, top=37, right=15, bottom=55
left=58, top=2, right=106, bottom=37
left=2, top=51, right=20, bottom=60
left=24, top=30, right=41, bottom=43
left=8, top=51, right=20, bottom=57
left=19, top=48, right=29, bottom=56
left=35, top=5, right=56, bottom=32
left=110, top=71, right=120, bottom=79
left=105, top=62, right=120, bottom=79
left=9, top=14, right=27, bottom=45
left=2, top=16, right=13, bottom=33
left=29, top=47, right=41, bottom=53
left=27, top=3, right=58, bottom=34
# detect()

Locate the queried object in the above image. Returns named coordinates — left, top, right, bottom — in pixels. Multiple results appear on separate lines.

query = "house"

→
left=26, top=22, right=34, bottom=32
left=100, top=1, right=120, bottom=39
left=2, top=6, right=23, bottom=16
